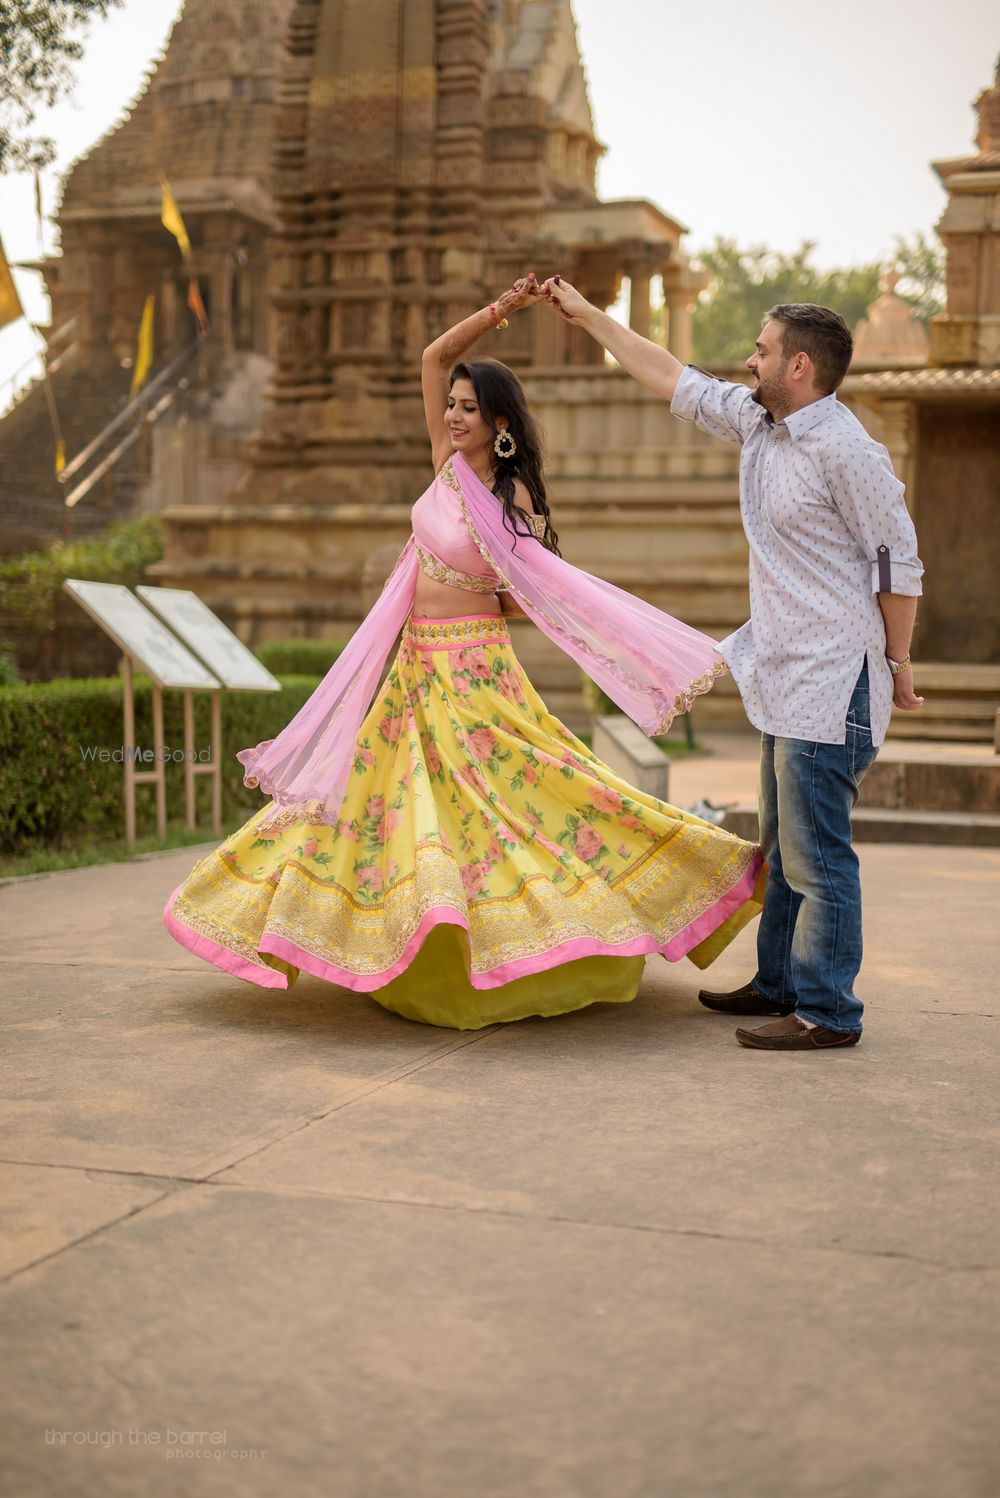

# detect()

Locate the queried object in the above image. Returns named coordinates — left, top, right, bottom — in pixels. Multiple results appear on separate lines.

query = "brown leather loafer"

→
left=698, top=980, right=794, bottom=1017
left=735, top=1014, right=861, bottom=1050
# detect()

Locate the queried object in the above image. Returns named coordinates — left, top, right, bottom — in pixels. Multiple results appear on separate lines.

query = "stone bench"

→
left=591, top=716, right=669, bottom=801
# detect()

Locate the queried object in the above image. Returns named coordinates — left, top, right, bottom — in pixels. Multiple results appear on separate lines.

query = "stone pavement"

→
left=1, top=766, right=998, bottom=1497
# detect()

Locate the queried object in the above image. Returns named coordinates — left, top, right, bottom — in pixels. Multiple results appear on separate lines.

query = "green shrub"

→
left=582, top=672, right=698, bottom=750
left=580, top=673, right=618, bottom=719
left=254, top=638, right=347, bottom=676
left=0, top=672, right=324, bottom=854
left=0, top=514, right=165, bottom=632
left=0, top=638, right=20, bottom=686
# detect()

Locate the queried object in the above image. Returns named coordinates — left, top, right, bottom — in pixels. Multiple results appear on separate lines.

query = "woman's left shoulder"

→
left=511, top=475, right=533, bottom=506
left=511, top=477, right=544, bottom=533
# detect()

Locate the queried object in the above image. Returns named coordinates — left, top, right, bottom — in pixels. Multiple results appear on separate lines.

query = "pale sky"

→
left=1, top=0, right=996, bottom=392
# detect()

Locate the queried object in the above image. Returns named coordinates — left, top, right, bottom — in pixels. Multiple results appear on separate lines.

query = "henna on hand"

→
left=494, top=274, right=541, bottom=318
left=424, top=276, right=540, bottom=370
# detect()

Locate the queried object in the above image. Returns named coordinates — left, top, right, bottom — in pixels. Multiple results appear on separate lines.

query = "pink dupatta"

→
left=237, top=451, right=726, bottom=828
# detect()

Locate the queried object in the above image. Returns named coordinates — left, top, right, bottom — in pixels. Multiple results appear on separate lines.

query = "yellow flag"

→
left=159, top=173, right=192, bottom=261
left=55, top=440, right=66, bottom=476
left=130, top=294, right=155, bottom=399
left=0, top=230, right=25, bottom=332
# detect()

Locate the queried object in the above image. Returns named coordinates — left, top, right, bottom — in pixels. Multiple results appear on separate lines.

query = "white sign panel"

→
left=63, top=580, right=220, bottom=691
left=137, top=586, right=280, bottom=692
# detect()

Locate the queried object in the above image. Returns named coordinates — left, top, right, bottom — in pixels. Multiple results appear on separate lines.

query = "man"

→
left=541, top=276, right=924, bottom=1052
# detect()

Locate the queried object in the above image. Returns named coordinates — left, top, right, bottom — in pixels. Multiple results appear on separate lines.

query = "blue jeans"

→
left=753, top=660, right=879, bottom=1034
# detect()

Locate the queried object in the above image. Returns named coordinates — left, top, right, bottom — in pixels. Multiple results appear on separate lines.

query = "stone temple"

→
left=1, top=8, right=998, bottom=738
left=146, top=0, right=711, bottom=711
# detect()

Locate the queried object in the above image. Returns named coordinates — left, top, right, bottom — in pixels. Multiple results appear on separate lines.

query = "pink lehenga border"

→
left=163, top=852, right=763, bottom=995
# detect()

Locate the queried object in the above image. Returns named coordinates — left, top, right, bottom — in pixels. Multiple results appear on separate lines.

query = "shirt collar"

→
left=764, top=392, right=838, bottom=441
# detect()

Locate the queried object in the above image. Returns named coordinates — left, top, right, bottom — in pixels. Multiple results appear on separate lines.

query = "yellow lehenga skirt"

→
left=164, top=613, right=765, bottom=1029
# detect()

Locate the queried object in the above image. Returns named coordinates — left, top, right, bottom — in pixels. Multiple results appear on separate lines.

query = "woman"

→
left=164, top=277, right=765, bottom=1028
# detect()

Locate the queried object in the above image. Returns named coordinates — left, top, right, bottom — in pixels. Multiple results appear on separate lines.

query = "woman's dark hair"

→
left=449, top=358, right=560, bottom=556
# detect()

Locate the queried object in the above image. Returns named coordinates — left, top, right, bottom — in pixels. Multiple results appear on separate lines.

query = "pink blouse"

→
left=411, top=463, right=545, bottom=592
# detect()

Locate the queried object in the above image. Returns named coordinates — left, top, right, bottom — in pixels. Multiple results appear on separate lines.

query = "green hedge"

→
left=254, top=638, right=346, bottom=676
left=0, top=639, right=20, bottom=686
left=0, top=515, right=165, bottom=632
left=0, top=672, right=324, bottom=854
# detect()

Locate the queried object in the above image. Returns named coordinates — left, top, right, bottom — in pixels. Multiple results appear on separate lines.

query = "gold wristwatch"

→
left=886, top=654, right=912, bottom=675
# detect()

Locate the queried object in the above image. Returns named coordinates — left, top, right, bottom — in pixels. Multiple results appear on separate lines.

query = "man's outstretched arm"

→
left=541, top=277, right=684, bottom=401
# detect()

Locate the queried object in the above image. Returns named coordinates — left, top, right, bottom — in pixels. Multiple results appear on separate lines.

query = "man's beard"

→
left=751, top=371, right=789, bottom=418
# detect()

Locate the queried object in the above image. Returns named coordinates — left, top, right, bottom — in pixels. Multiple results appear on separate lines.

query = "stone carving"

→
left=853, top=269, right=929, bottom=368
left=931, top=55, right=1000, bottom=366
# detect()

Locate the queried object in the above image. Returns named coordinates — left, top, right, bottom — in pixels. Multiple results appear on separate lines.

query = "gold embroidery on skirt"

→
left=171, top=832, right=758, bottom=982
left=405, top=616, right=510, bottom=648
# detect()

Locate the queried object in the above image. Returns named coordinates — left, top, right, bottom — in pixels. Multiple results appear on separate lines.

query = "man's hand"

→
left=892, top=667, right=924, bottom=710
left=539, top=273, right=684, bottom=401
left=540, top=276, right=592, bottom=325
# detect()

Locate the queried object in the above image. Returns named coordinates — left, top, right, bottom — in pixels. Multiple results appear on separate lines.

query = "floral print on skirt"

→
left=164, top=613, right=765, bottom=1029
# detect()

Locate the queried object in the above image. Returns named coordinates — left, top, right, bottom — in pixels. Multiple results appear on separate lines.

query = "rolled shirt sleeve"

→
left=821, top=438, right=924, bottom=596
left=670, top=365, right=760, bottom=445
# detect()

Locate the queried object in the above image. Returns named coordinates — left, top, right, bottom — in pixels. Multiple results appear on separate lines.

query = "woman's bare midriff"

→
left=413, top=573, right=501, bottom=619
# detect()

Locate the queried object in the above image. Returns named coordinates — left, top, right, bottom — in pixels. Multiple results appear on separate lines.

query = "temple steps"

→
left=156, top=500, right=745, bottom=525
left=0, top=354, right=141, bottom=552
left=549, top=477, right=741, bottom=504
left=887, top=664, right=1000, bottom=743
left=887, top=701, right=998, bottom=741
left=146, top=556, right=751, bottom=632
left=722, top=803, right=1000, bottom=847
left=149, top=546, right=750, bottom=589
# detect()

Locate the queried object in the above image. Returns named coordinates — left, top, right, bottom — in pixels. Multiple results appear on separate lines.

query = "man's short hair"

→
left=765, top=303, right=853, bottom=393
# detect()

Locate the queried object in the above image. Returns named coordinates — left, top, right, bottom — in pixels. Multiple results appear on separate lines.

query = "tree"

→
left=0, top=1, right=124, bottom=173
left=688, top=233, right=946, bottom=366
left=890, top=230, right=946, bottom=327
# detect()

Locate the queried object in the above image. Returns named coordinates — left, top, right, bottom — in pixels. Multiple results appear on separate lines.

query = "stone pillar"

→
left=236, top=261, right=254, bottom=351
left=628, top=268, right=652, bottom=340
left=875, top=399, right=918, bottom=509
left=533, top=298, right=566, bottom=366
left=662, top=258, right=706, bottom=364
left=665, top=290, right=695, bottom=363
left=623, top=247, right=661, bottom=342
left=161, top=269, right=179, bottom=353
left=87, top=235, right=115, bottom=352
left=209, top=249, right=234, bottom=354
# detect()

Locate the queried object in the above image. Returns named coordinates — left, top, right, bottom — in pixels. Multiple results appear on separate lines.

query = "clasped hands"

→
left=494, top=273, right=589, bottom=323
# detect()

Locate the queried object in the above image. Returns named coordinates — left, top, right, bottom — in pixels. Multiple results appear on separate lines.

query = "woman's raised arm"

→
left=421, top=275, right=541, bottom=471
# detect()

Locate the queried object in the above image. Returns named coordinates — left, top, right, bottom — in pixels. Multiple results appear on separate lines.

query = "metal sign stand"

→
left=63, top=580, right=225, bottom=848
left=121, top=652, right=166, bottom=844
left=63, top=579, right=280, bottom=850
left=120, top=660, right=224, bottom=846
left=182, top=686, right=223, bottom=836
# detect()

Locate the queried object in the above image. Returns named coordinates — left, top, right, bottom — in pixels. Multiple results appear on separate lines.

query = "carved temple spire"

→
left=930, top=53, right=1000, bottom=367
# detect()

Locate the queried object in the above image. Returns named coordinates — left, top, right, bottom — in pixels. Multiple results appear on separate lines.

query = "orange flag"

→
left=187, top=277, right=209, bottom=336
